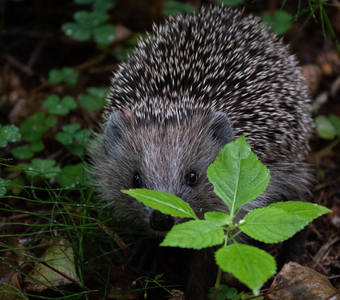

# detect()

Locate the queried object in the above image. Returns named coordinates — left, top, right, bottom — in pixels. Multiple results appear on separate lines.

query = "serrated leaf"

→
left=267, top=201, right=331, bottom=220
left=122, top=189, right=199, bottom=220
left=11, top=145, right=34, bottom=159
left=93, top=24, right=116, bottom=45
left=207, top=136, right=270, bottom=216
left=161, top=220, right=224, bottom=249
left=315, top=115, right=336, bottom=140
left=215, top=243, right=276, bottom=296
left=204, top=212, right=229, bottom=226
left=241, top=207, right=309, bottom=243
left=0, top=124, right=21, bottom=147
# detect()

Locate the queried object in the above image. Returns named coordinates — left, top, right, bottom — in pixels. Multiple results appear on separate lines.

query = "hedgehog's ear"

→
left=104, top=110, right=130, bottom=158
left=208, top=112, right=234, bottom=147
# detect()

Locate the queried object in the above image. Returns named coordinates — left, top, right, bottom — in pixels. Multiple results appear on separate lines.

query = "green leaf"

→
left=74, top=129, right=91, bottom=144
left=93, top=0, right=115, bottom=12
left=216, top=0, right=245, bottom=8
left=49, top=69, right=63, bottom=84
left=208, top=285, right=238, bottom=300
left=122, top=189, right=199, bottom=219
left=87, top=86, right=110, bottom=97
left=0, top=178, right=11, bottom=197
left=56, top=132, right=73, bottom=145
left=267, top=201, right=331, bottom=219
left=262, top=10, right=293, bottom=35
left=24, top=158, right=61, bottom=178
left=93, top=24, right=116, bottom=45
left=162, top=1, right=195, bottom=17
left=74, top=0, right=93, bottom=4
left=74, top=10, right=107, bottom=28
left=61, top=67, right=79, bottom=85
left=20, top=113, right=57, bottom=141
left=161, top=220, right=224, bottom=249
left=315, top=115, right=336, bottom=139
left=241, top=207, right=309, bottom=243
left=44, top=95, right=77, bottom=115
left=207, top=136, right=270, bottom=216
left=66, top=144, right=86, bottom=157
left=78, top=94, right=106, bottom=110
left=204, top=212, right=229, bottom=226
left=329, top=114, right=340, bottom=137
left=62, top=22, right=92, bottom=41
left=11, top=145, right=34, bottom=159
left=56, top=163, right=89, bottom=188
left=30, top=140, right=44, bottom=152
left=215, top=243, right=276, bottom=296
left=0, top=124, right=21, bottom=147
left=62, top=124, right=81, bottom=134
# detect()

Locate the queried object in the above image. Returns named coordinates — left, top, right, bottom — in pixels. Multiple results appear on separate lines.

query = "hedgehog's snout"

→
left=150, top=209, right=174, bottom=232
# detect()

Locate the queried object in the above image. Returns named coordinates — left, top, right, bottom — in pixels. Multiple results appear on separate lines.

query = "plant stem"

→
left=212, top=267, right=223, bottom=300
left=322, top=7, right=340, bottom=60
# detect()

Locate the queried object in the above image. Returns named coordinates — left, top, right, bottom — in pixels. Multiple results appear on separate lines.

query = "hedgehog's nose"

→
left=150, top=210, right=174, bottom=231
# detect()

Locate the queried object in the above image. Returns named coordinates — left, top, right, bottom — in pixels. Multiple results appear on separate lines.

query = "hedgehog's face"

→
left=97, top=110, right=234, bottom=235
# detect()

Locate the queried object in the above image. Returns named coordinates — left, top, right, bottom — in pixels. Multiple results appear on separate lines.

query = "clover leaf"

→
left=0, top=124, right=21, bottom=147
left=62, top=10, right=116, bottom=45
left=44, top=95, right=77, bottom=115
left=56, top=163, right=90, bottom=188
left=24, top=159, right=61, bottom=178
left=262, top=10, right=293, bottom=35
left=19, top=112, right=58, bottom=142
left=78, top=87, right=109, bottom=110
left=49, top=67, right=79, bottom=85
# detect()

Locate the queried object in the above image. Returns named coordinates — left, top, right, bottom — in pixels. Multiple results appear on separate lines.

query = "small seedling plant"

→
left=123, top=136, right=330, bottom=299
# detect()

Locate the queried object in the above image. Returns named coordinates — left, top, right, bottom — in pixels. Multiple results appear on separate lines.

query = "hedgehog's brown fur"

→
left=92, top=6, right=313, bottom=299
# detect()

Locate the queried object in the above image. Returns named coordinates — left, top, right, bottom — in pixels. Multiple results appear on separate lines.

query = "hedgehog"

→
left=91, top=5, right=313, bottom=299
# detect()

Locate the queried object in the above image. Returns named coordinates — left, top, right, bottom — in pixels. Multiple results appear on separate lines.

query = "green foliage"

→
left=56, top=163, right=89, bottom=188
left=0, top=124, right=21, bottom=147
left=162, top=1, right=195, bottom=17
left=23, top=158, right=61, bottom=178
left=315, top=115, right=339, bottom=139
left=56, top=124, right=91, bottom=157
left=49, top=67, right=79, bottom=85
left=78, top=86, right=109, bottom=110
left=216, top=244, right=276, bottom=296
left=0, top=178, right=11, bottom=196
left=123, top=136, right=331, bottom=296
left=207, top=136, right=270, bottom=217
left=216, top=0, right=245, bottom=7
left=208, top=285, right=261, bottom=300
left=262, top=10, right=293, bottom=35
left=111, top=39, right=137, bottom=61
left=19, top=112, right=58, bottom=142
left=123, top=189, right=199, bottom=220
left=62, top=10, right=116, bottom=45
left=44, top=95, right=77, bottom=115
left=74, top=0, right=115, bottom=12
left=12, top=145, right=35, bottom=159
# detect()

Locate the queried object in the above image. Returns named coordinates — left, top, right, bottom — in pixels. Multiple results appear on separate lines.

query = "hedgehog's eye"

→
left=185, top=171, right=198, bottom=187
left=132, top=173, right=142, bottom=188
